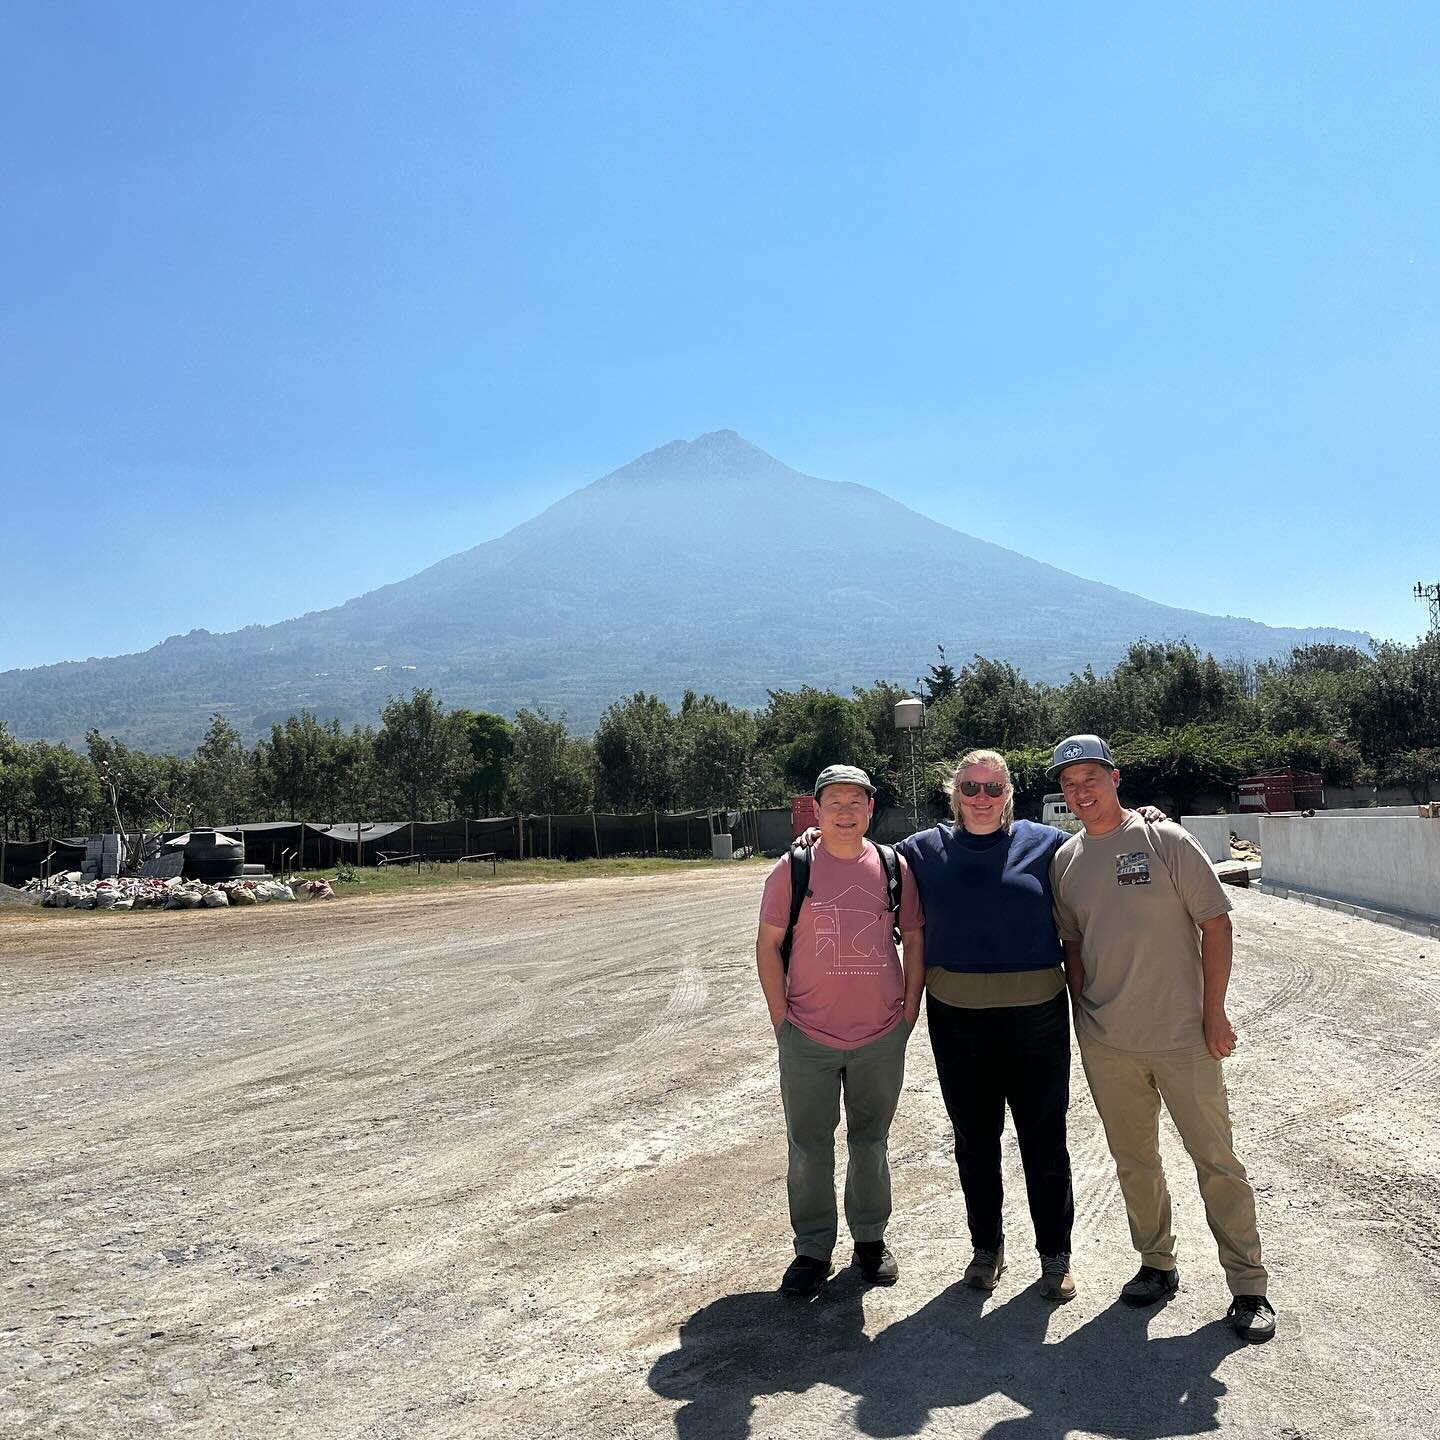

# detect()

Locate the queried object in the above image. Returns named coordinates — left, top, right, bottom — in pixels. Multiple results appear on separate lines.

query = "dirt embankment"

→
left=2, top=872, right=1438, bottom=1439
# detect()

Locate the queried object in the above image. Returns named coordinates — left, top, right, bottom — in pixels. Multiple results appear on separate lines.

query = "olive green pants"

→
left=1079, top=1034, right=1268, bottom=1296
left=777, top=1019, right=909, bottom=1260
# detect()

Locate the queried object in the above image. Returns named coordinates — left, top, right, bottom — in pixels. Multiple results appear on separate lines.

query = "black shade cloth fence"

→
left=2, top=812, right=748, bottom=884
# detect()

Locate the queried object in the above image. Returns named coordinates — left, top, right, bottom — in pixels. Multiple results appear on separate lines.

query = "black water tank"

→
left=183, top=830, right=245, bottom=882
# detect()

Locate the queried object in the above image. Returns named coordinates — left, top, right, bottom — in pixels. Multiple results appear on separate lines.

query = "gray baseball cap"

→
left=1046, top=734, right=1117, bottom=780
left=813, top=764, right=877, bottom=798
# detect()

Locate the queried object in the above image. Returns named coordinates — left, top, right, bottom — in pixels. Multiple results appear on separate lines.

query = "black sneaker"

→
left=780, top=1255, right=833, bottom=1297
left=852, top=1241, right=899, bottom=1286
left=1120, top=1264, right=1180, bottom=1306
left=1228, top=1294, right=1276, bottom=1343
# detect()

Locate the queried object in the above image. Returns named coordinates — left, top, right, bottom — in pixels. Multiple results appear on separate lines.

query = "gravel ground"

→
left=1, top=871, right=1438, bottom=1440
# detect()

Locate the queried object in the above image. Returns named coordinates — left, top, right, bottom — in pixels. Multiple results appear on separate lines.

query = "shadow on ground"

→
left=648, top=1270, right=1245, bottom=1439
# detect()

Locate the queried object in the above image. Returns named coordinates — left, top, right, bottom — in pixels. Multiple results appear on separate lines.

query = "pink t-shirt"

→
left=760, top=841, right=924, bottom=1049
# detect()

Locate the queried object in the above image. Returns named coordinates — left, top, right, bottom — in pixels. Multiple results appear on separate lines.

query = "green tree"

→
left=330, top=724, right=381, bottom=820
left=190, top=714, right=253, bottom=824
left=594, top=692, right=677, bottom=810
left=451, top=710, right=514, bottom=816
left=28, top=741, right=103, bottom=837
left=928, top=656, right=1054, bottom=757
left=374, top=689, right=473, bottom=820
left=671, top=691, right=759, bottom=809
left=0, top=724, right=35, bottom=841
left=509, top=709, right=596, bottom=813
left=1055, top=640, right=1250, bottom=738
left=757, top=688, right=880, bottom=799
left=84, top=730, right=194, bottom=831
left=922, top=645, right=959, bottom=704
left=1349, top=636, right=1440, bottom=762
left=256, top=710, right=336, bottom=820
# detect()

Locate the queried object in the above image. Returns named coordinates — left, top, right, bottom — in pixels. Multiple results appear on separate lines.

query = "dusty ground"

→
left=1, top=871, right=1438, bottom=1440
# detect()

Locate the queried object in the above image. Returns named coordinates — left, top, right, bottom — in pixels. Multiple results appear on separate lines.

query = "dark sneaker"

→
left=780, top=1255, right=833, bottom=1297
left=852, top=1241, right=899, bottom=1286
left=1121, top=1264, right=1180, bottom=1306
left=963, top=1244, right=1005, bottom=1291
left=1039, top=1252, right=1076, bottom=1302
left=1228, top=1294, right=1276, bottom=1343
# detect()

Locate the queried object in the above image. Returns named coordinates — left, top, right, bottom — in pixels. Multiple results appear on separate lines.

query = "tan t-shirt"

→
left=1050, top=815, right=1233, bottom=1052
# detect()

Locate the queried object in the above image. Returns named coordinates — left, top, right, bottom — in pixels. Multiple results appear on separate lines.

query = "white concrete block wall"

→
left=1181, top=817, right=1233, bottom=862
left=1259, top=816, right=1440, bottom=924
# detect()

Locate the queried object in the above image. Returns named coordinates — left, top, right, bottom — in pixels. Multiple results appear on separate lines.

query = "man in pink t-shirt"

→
left=756, top=764, right=925, bottom=1297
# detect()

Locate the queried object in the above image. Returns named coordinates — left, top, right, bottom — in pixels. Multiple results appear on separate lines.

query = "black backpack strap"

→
left=874, top=842, right=903, bottom=944
left=779, top=840, right=812, bottom=973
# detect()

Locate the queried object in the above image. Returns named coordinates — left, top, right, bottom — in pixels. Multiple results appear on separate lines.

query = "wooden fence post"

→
left=591, top=810, right=600, bottom=859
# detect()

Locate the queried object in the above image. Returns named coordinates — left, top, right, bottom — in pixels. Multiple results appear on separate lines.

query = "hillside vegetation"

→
left=3, top=636, right=1436, bottom=842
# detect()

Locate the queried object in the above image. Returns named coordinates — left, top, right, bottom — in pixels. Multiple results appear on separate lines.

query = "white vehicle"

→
left=1042, top=792, right=1073, bottom=826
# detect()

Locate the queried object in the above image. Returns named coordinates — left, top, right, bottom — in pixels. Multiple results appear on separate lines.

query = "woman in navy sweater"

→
left=898, top=748, right=1126, bottom=1304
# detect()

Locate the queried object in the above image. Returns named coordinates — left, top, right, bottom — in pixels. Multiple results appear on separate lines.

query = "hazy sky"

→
left=3, top=2, right=1437, bottom=671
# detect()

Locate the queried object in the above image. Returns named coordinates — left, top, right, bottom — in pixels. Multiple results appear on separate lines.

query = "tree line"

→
left=2, top=636, right=1437, bottom=841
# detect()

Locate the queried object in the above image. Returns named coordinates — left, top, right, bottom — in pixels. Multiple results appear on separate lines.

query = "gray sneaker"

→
left=1039, top=1252, right=1076, bottom=1302
left=964, top=1243, right=1005, bottom=1291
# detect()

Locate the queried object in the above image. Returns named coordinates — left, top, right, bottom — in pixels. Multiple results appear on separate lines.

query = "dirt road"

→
left=2, top=872, right=1438, bottom=1439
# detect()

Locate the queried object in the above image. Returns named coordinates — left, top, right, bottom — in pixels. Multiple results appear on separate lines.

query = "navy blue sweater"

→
left=897, top=819, right=1067, bottom=974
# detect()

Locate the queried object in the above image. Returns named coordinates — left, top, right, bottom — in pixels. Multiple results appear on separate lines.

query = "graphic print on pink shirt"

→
left=759, top=841, right=924, bottom=1049
left=811, top=884, right=891, bottom=976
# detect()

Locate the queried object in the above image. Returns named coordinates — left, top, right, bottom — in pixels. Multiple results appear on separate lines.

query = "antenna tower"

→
left=1416, top=581, right=1440, bottom=637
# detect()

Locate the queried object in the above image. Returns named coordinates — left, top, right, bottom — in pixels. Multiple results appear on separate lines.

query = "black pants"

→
left=926, top=987, right=1074, bottom=1256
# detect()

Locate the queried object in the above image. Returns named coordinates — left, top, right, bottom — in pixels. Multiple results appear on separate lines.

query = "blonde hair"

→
left=943, top=748, right=1015, bottom=829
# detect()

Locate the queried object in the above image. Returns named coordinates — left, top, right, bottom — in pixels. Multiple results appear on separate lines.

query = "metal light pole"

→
left=893, top=697, right=927, bottom=834
left=1415, top=581, right=1440, bottom=637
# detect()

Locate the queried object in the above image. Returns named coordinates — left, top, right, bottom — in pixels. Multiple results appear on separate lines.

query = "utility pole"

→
left=1416, top=581, right=1440, bottom=637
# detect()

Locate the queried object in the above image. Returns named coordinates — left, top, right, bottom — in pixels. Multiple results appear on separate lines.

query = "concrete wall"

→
left=1184, top=806, right=1423, bottom=862
left=1259, top=815, right=1440, bottom=924
left=1181, top=816, right=1244, bottom=862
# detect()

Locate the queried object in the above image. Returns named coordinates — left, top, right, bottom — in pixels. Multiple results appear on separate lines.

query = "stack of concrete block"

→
left=83, top=834, right=125, bottom=881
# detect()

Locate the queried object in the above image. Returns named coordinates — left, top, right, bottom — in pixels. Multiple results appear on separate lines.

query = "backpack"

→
left=778, top=840, right=903, bottom=972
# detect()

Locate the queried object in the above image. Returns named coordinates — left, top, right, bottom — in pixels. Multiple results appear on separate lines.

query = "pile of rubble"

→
left=23, top=874, right=335, bottom=911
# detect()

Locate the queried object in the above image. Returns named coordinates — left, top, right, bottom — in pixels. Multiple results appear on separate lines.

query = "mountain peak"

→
left=594, top=429, right=794, bottom=490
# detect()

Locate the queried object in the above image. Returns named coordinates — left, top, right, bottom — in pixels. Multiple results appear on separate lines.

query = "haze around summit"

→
left=3, top=2, right=1438, bottom=672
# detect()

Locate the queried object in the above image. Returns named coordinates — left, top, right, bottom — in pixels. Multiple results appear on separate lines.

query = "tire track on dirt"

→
left=1257, top=1039, right=1440, bottom=1142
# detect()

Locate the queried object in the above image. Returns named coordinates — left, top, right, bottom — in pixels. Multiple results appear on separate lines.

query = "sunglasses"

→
left=958, top=780, right=1006, bottom=798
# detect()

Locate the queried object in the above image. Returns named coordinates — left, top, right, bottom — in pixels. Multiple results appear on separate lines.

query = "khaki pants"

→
left=1079, top=1034, right=1267, bottom=1297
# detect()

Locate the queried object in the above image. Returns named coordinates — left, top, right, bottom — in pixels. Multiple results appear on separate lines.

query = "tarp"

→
left=0, top=839, right=88, bottom=886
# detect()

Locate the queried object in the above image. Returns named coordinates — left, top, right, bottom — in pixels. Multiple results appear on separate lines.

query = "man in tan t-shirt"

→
left=1047, top=734, right=1275, bottom=1344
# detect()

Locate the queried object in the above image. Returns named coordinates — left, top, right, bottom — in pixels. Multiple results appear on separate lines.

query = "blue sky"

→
left=3, top=2, right=1437, bottom=671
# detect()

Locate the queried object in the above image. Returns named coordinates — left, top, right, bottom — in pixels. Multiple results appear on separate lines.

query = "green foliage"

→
left=594, top=692, right=677, bottom=811
left=758, top=687, right=882, bottom=802
left=451, top=709, right=514, bottom=816
left=191, top=713, right=253, bottom=824
left=672, top=691, right=760, bottom=809
left=509, top=708, right=595, bottom=814
left=372, top=689, right=473, bottom=820
left=928, top=656, right=1055, bottom=756
left=921, top=646, right=959, bottom=704
left=5, top=632, right=1440, bottom=842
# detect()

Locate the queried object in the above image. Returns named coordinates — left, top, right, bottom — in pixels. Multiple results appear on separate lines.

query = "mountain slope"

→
left=0, top=431, right=1367, bottom=749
